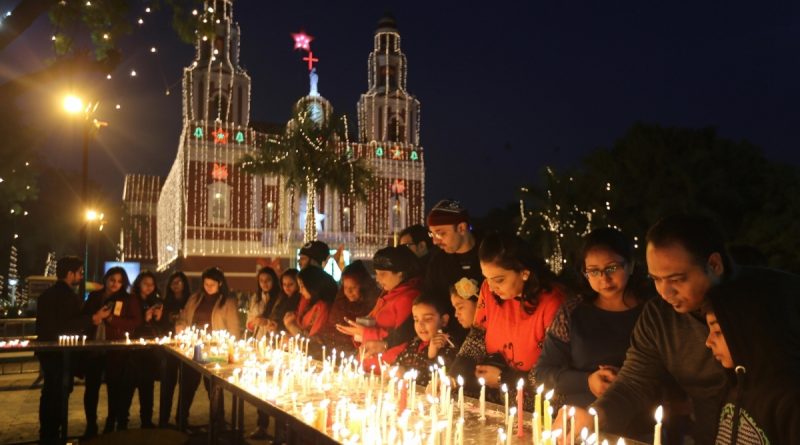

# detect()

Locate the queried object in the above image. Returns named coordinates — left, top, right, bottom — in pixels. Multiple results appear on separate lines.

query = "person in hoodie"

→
left=704, top=275, right=800, bottom=445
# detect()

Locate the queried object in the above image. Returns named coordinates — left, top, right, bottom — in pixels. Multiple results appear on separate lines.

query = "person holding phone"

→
left=318, top=261, right=380, bottom=354
left=80, top=266, right=133, bottom=436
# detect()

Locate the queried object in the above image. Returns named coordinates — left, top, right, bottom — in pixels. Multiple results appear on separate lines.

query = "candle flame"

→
left=569, top=406, right=575, bottom=416
left=545, top=389, right=554, bottom=400
left=478, top=377, right=485, bottom=386
left=510, top=407, right=517, bottom=416
left=501, top=383, right=508, bottom=393
left=537, top=384, right=544, bottom=394
left=457, top=375, right=464, bottom=385
left=517, top=377, right=524, bottom=389
left=588, top=407, right=597, bottom=416
left=617, top=439, right=626, bottom=445
left=655, top=405, right=663, bottom=423
left=581, top=427, right=589, bottom=440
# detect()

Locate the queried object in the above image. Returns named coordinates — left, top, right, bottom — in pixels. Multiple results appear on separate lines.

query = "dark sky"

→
left=3, top=0, right=800, bottom=216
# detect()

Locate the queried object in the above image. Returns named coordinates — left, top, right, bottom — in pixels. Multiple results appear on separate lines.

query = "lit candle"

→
left=82, top=335, right=86, bottom=345
left=617, top=439, right=626, bottom=445
left=532, top=411, right=540, bottom=445
left=588, top=407, right=599, bottom=441
left=517, top=378, right=525, bottom=437
left=535, top=384, right=544, bottom=430
left=653, top=406, right=663, bottom=445
left=562, top=406, right=568, bottom=444
left=543, top=389, right=554, bottom=433
left=568, top=406, right=575, bottom=445
left=125, top=332, right=130, bottom=344
left=508, top=407, right=517, bottom=444
left=580, top=427, right=588, bottom=445
left=457, top=375, right=465, bottom=419
left=502, top=383, right=509, bottom=422
left=478, top=377, right=487, bottom=420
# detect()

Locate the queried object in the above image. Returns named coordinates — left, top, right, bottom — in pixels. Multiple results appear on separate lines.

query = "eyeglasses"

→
left=428, top=231, right=448, bottom=240
left=584, top=263, right=625, bottom=279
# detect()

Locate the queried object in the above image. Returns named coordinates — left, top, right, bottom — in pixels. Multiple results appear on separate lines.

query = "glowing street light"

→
left=63, top=95, right=84, bottom=114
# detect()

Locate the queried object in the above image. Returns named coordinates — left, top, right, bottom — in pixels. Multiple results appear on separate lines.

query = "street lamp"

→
left=63, top=94, right=105, bottom=298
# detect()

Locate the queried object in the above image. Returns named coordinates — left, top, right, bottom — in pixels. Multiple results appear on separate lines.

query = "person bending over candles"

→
left=395, top=294, right=460, bottom=387
left=536, top=228, right=656, bottom=437
left=337, top=246, right=422, bottom=368
left=703, top=275, right=800, bottom=444
left=284, top=266, right=337, bottom=341
left=319, top=260, right=380, bottom=354
left=450, top=232, right=568, bottom=409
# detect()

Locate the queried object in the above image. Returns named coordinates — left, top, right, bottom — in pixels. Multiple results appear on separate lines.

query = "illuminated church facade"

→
left=120, top=1, right=425, bottom=287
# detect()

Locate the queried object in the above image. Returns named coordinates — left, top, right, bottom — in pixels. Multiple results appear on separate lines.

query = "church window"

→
left=207, top=182, right=231, bottom=225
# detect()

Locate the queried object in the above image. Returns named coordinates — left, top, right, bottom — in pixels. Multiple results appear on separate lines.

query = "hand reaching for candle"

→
left=475, top=364, right=503, bottom=388
left=283, top=311, right=299, bottom=335
left=335, top=318, right=365, bottom=338
left=588, top=366, right=618, bottom=397
left=362, top=340, right=387, bottom=356
left=427, top=331, right=451, bottom=359
left=145, top=306, right=155, bottom=322
left=152, top=304, right=164, bottom=321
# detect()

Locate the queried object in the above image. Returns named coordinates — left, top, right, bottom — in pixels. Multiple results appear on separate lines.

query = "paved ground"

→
left=0, top=367, right=269, bottom=444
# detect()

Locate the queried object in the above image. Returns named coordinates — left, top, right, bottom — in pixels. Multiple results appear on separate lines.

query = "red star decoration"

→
left=390, top=179, right=406, bottom=195
left=291, top=32, right=313, bottom=51
left=212, top=128, right=228, bottom=144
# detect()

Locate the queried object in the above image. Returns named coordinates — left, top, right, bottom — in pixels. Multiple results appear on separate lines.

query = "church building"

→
left=120, top=1, right=425, bottom=289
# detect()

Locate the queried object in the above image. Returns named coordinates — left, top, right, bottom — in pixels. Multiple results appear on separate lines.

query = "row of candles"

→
left=0, top=339, right=30, bottom=348
left=168, top=327, right=666, bottom=445
left=33, top=326, right=664, bottom=445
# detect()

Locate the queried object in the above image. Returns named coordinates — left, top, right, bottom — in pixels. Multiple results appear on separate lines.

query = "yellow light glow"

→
left=85, top=209, right=99, bottom=221
left=63, top=95, right=84, bottom=114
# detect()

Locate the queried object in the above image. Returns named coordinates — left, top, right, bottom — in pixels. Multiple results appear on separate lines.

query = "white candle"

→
left=125, top=332, right=130, bottom=344
left=653, top=406, right=663, bottom=445
left=508, top=407, right=517, bottom=444
left=456, top=417, right=464, bottom=445
left=568, top=406, right=575, bottom=445
left=478, top=377, right=487, bottom=420
left=82, top=335, right=86, bottom=345
left=502, top=383, right=509, bottom=422
left=457, top=375, right=465, bottom=419
left=588, top=407, right=599, bottom=441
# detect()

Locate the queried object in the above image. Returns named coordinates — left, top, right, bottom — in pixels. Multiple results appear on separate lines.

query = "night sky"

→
left=3, top=0, right=799, bottom=216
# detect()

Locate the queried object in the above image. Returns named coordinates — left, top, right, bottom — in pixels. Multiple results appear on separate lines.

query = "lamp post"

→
left=63, top=95, right=105, bottom=298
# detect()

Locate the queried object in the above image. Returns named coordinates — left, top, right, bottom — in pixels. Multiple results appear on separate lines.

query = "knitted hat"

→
left=373, top=246, right=419, bottom=275
left=426, top=199, right=470, bottom=227
left=299, top=240, right=330, bottom=265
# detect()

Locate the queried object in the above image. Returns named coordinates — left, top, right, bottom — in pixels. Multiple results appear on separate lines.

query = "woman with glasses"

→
left=535, top=227, right=654, bottom=410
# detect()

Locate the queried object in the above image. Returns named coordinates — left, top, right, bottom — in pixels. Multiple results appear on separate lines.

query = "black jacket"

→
left=36, top=280, right=93, bottom=341
left=708, top=268, right=800, bottom=444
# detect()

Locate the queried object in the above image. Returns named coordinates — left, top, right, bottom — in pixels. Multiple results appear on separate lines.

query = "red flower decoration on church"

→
left=390, top=179, right=406, bottom=195
left=211, top=163, right=228, bottom=181
left=212, top=128, right=228, bottom=144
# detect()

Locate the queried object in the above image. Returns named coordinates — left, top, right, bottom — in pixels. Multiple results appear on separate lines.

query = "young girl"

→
left=395, top=294, right=459, bottom=387
left=704, top=275, right=800, bottom=444
left=284, top=266, right=337, bottom=339
left=320, top=261, right=380, bottom=354
left=449, top=277, right=480, bottom=329
left=246, top=266, right=280, bottom=339
left=451, top=232, right=568, bottom=409
left=264, top=269, right=300, bottom=334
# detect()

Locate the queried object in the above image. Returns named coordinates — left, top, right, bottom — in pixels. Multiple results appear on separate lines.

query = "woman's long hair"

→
left=131, top=270, right=159, bottom=300
left=478, top=232, right=558, bottom=314
left=164, top=271, right=191, bottom=307
left=578, top=227, right=654, bottom=304
left=255, top=266, right=280, bottom=301
left=337, top=260, right=380, bottom=303
left=201, top=267, right=231, bottom=306
left=297, top=266, right=338, bottom=307
left=101, top=266, right=131, bottom=298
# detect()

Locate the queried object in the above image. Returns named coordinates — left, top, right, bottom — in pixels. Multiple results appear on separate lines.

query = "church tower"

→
left=357, top=14, right=421, bottom=145
left=183, top=0, right=251, bottom=126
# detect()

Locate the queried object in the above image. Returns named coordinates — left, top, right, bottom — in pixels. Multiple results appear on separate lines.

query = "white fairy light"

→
left=130, top=70, right=137, bottom=76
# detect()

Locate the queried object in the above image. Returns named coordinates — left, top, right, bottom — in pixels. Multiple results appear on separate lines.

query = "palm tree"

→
left=239, top=106, right=374, bottom=243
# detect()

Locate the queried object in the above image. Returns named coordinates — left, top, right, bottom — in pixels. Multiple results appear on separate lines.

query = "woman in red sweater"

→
left=337, top=246, right=422, bottom=368
left=451, top=232, right=568, bottom=409
left=284, top=266, right=337, bottom=340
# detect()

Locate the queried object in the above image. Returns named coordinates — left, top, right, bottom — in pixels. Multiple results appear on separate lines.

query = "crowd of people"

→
left=35, top=199, right=800, bottom=444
